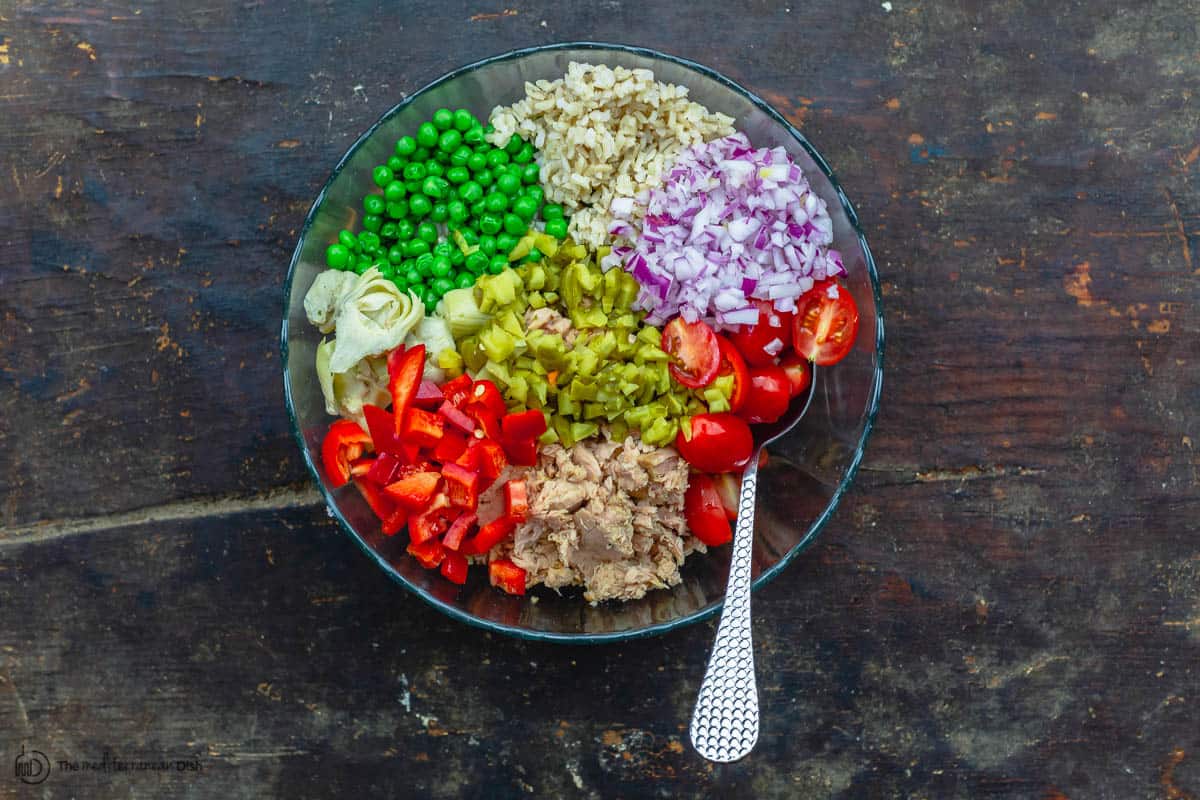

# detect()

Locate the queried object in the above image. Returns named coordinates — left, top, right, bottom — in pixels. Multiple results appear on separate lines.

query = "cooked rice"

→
left=488, top=62, right=735, bottom=248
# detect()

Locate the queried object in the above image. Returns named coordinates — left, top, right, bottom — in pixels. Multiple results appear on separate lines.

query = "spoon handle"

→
left=689, top=457, right=760, bottom=762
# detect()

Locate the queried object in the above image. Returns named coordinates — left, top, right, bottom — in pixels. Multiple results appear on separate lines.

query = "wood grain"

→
left=0, top=0, right=1197, bottom=797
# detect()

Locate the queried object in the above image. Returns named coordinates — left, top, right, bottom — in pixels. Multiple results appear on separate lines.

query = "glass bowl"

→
left=282, top=43, right=884, bottom=643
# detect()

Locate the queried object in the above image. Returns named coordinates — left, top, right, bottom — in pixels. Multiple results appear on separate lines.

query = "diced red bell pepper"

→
left=438, top=401, right=477, bottom=434
left=407, top=537, right=446, bottom=568
left=442, top=462, right=481, bottom=511
left=322, top=419, right=372, bottom=488
left=388, top=344, right=426, bottom=435
left=467, top=380, right=507, bottom=418
left=440, top=374, right=473, bottom=406
left=463, top=405, right=503, bottom=441
left=354, top=478, right=396, bottom=521
left=501, top=435, right=538, bottom=467
left=502, top=409, right=548, bottom=441
left=453, top=442, right=480, bottom=471
left=365, top=451, right=402, bottom=485
left=409, top=493, right=454, bottom=544
left=384, top=471, right=442, bottom=510
left=462, top=515, right=518, bottom=555
left=402, top=407, right=445, bottom=448
left=362, top=403, right=401, bottom=455
left=381, top=507, right=408, bottom=536
left=472, top=439, right=508, bottom=482
left=414, top=379, right=445, bottom=409
left=433, top=429, right=468, bottom=463
left=349, top=457, right=374, bottom=478
left=439, top=551, right=469, bottom=584
left=488, top=559, right=527, bottom=595
left=504, top=479, right=530, bottom=521
left=442, top=512, right=477, bottom=551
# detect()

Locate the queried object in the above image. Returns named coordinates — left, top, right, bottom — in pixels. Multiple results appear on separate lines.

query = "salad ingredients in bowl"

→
left=283, top=44, right=882, bottom=641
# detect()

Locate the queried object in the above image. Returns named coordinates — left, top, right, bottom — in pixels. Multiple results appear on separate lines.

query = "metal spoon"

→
left=689, top=367, right=818, bottom=762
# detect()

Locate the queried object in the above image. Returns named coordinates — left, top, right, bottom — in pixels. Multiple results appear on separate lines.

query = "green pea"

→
left=429, top=255, right=452, bottom=278
left=420, top=176, right=445, bottom=200
left=524, top=185, right=544, bottom=207
left=542, top=204, right=564, bottom=221
left=402, top=162, right=426, bottom=182
left=405, top=180, right=423, bottom=196
left=459, top=181, right=483, bottom=204
left=412, top=147, right=431, bottom=162
left=405, top=239, right=431, bottom=258
left=544, top=218, right=569, bottom=240
left=422, top=288, right=439, bottom=311
left=417, top=121, right=439, bottom=148
left=388, top=244, right=406, bottom=264
left=466, top=152, right=488, bottom=174
left=432, top=241, right=453, bottom=259
left=450, top=247, right=465, bottom=266
left=478, top=213, right=502, bottom=235
left=438, top=129, right=462, bottom=153
left=431, top=203, right=449, bottom=223
left=504, top=136, right=523, bottom=155
left=484, top=192, right=508, bottom=214
left=521, top=163, right=541, bottom=185
left=453, top=109, right=475, bottom=132
left=405, top=273, right=423, bottom=290
left=385, top=155, right=403, bottom=172
left=503, top=213, right=525, bottom=235
left=379, top=221, right=398, bottom=240
left=511, top=195, right=537, bottom=222
left=353, top=260, right=370, bottom=275
left=392, top=275, right=408, bottom=292
left=417, top=221, right=438, bottom=244
left=434, top=149, right=451, bottom=165
left=524, top=247, right=543, bottom=263
left=487, top=255, right=508, bottom=274
left=475, top=169, right=494, bottom=188
left=325, top=243, right=350, bottom=269
left=396, top=220, right=415, bottom=240
left=478, top=235, right=497, bottom=256
left=358, top=231, right=381, bottom=251
left=338, top=229, right=357, bottom=250
left=496, top=232, right=518, bottom=254
left=486, top=150, right=510, bottom=169
left=381, top=180, right=404, bottom=202
left=409, top=195, right=432, bottom=218
left=432, top=108, right=454, bottom=131
left=363, top=195, right=385, bottom=215
left=463, top=126, right=485, bottom=146
left=455, top=271, right=475, bottom=289
left=497, top=173, right=521, bottom=197
left=386, top=201, right=408, bottom=219
left=431, top=276, right=455, bottom=295
left=450, top=146, right=473, bottom=167
left=372, top=165, right=393, bottom=187
left=465, top=251, right=489, bottom=274
left=362, top=214, right=382, bottom=232
left=425, top=161, right=444, bottom=178
left=395, top=136, right=417, bottom=156
left=459, top=228, right=479, bottom=246
left=514, top=143, right=535, bottom=165
left=445, top=165, right=469, bottom=185
left=447, top=200, right=468, bottom=223
left=415, top=253, right=435, bottom=277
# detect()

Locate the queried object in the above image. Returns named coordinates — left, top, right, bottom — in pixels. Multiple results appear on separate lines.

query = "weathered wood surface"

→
left=1, top=0, right=1198, bottom=797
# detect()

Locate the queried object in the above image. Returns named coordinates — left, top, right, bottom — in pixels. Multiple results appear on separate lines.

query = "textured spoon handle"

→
left=690, top=458, right=760, bottom=762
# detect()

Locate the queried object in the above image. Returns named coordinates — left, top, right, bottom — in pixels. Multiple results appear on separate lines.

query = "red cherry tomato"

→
left=712, top=472, right=741, bottom=521
left=737, top=365, right=791, bottom=424
left=729, top=299, right=794, bottom=367
left=780, top=352, right=813, bottom=398
left=714, top=335, right=749, bottom=413
left=675, top=413, right=754, bottom=473
left=684, top=474, right=733, bottom=546
left=663, top=317, right=720, bottom=388
left=792, top=280, right=859, bottom=366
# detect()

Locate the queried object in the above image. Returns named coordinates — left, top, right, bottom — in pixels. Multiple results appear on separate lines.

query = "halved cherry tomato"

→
left=684, top=474, right=733, bottom=546
left=738, top=365, right=791, bottom=425
left=730, top=299, right=794, bottom=367
left=662, top=317, right=720, bottom=389
left=321, top=419, right=372, bottom=488
left=712, top=473, right=741, bottom=521
left=715, top=335, right=749, bottom=413
left=792, top=280, right=859, bottom=366
left=675, top=413, right=754, bottom=473
left=780, top=352, right=813, bottom=398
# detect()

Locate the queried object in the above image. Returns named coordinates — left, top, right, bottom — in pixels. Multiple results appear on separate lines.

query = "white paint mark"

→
left=882, top=1, right=893, bottom=9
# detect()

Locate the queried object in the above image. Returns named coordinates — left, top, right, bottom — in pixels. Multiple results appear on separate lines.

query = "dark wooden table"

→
left=2, top=1, right=1197, bottom=797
